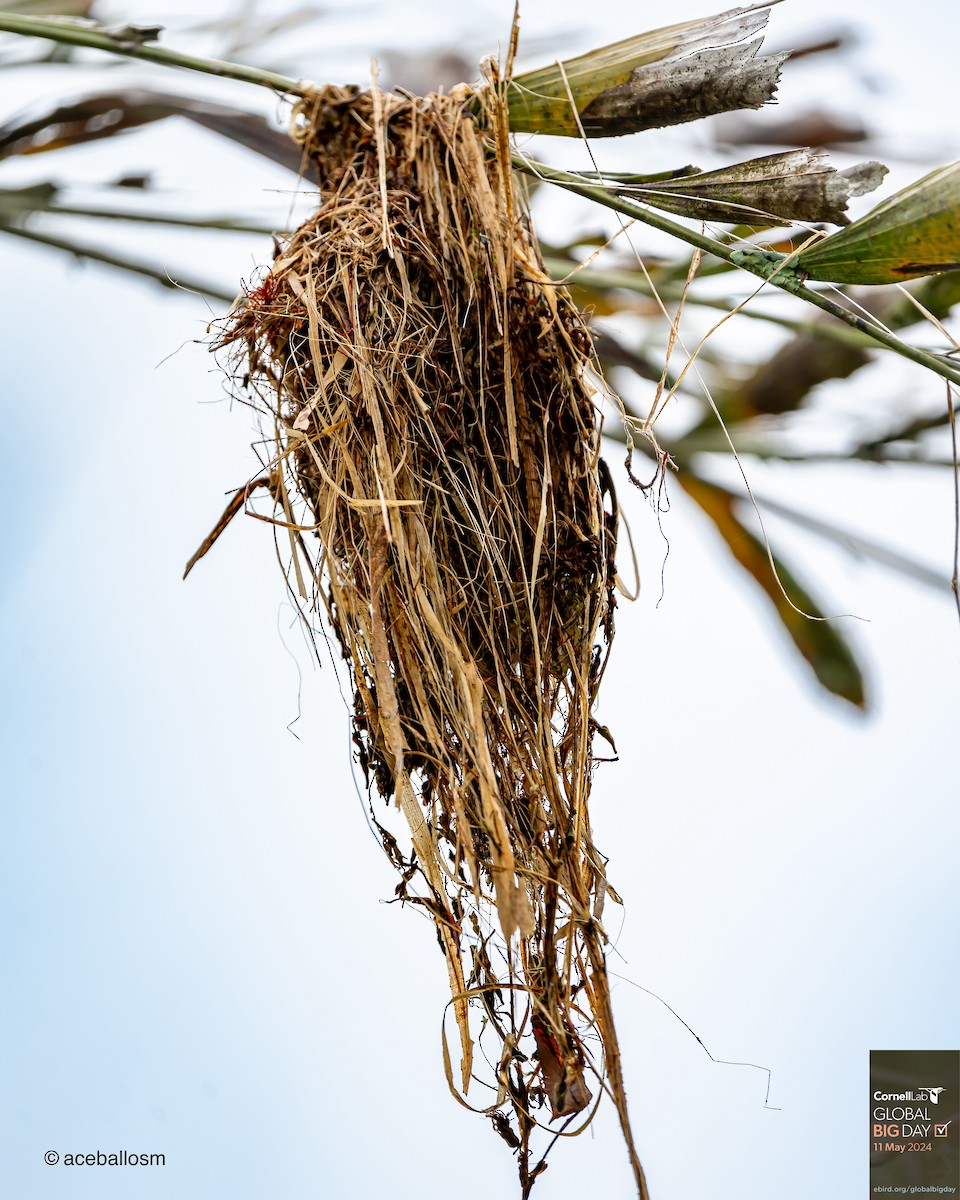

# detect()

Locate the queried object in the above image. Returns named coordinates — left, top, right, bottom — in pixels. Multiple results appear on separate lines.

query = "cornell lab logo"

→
left=873, top=1087, right=946, bottom=1103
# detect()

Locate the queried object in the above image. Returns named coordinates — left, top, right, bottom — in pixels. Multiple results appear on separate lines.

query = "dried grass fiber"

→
left=216, top=76, right=646, bottom=1196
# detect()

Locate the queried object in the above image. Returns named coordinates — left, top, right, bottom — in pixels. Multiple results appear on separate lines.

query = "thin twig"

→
left=0, top=13, right=312, bottom=96
left=28, top=202, right=284, bottom=236
left=948, top=385, right=960, bottom=621
left=742, top=490, right=955, bottom=594
left=542, top=255, right=880, bottom=346
left=1, top=221, right=234, bottom=302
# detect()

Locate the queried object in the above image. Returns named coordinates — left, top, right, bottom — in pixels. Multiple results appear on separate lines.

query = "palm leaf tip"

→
left=796, top=159, right=960, bottom=284
left=612, top=152, right=887, bottom=226
left=507, top=3, right=787, bottom=139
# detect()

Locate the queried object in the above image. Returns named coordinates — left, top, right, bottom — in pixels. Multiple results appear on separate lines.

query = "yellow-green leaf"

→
left=0, top=1, right=92, bottom=15
left=795, top=159, right=960, bottom=284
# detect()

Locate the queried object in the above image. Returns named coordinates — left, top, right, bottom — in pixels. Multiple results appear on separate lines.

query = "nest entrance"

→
left=217, top=79, right=645, bottom=1196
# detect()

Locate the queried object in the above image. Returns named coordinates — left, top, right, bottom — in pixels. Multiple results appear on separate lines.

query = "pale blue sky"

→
left=1, top=3, right=958, bottom=1198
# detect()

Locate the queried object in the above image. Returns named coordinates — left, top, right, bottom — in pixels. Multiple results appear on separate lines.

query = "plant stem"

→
left=541, top=255, right=877, bottom=346
left=518, top=155, right=960, bottom=389
left=35, top=202, right=283, bottom=236
left=739, top=490, right=954, bottom=593
left=1, top=221, right=234, bottom=303
left=0, top=13, right=312, bottom=96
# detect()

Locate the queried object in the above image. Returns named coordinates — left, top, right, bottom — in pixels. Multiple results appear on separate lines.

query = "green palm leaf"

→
left=796, top=160, right=960, bottom=284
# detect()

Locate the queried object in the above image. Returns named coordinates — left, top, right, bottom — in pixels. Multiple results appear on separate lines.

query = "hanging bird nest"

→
left=214, top=71, right=644, bottom=1197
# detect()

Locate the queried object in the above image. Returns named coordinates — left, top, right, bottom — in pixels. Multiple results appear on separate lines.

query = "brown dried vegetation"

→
left=216, top=80, right=645, bottom=1196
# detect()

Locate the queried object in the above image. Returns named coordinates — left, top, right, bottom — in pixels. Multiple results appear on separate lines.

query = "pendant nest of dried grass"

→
left=214, top=73, right=645, bottom=1197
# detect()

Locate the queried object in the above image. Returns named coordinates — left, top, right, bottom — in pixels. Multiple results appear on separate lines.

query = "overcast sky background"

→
left=1, top=2, right=958, bottom=1198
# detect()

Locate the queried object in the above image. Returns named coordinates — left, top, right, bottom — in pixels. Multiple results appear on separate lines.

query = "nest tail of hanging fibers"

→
left=215, top=75, right=645, bottom=1197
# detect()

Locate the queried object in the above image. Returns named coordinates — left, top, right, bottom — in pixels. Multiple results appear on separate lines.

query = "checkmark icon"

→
left=933, top=1122, right=950, bottom=1138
